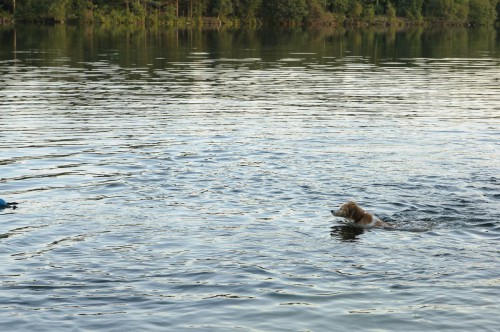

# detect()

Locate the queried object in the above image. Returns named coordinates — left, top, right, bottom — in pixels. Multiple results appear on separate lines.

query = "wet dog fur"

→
left=331, top=201, right=392, bottom=228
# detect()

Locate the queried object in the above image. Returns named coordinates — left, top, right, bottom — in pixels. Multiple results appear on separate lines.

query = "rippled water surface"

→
left=1, top=25, right=499, bottom=331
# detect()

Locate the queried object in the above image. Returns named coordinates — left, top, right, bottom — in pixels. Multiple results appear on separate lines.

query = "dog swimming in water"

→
left=331, top=201, right=392, bottom=228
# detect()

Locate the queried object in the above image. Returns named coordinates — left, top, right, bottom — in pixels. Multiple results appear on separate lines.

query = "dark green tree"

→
left=386, top=0, right=397, bottom=22
left=423, top=0, right=454, bottom=20
left=211, top=0, right=233, bottom=18
left=263, top=0, right=308, bottom=24
left=396, top=0, right=423, bottom=20
left=348, top=0, right=363, bottom=20
left=327, top=0, right=350, bottom=14
left=469, top=0, right=497, bottom=24
left=235, top=0, right=262, bottom=21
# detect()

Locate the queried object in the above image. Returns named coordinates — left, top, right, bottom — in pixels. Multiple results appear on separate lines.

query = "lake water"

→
left=0, top=25, right=499, bottom=331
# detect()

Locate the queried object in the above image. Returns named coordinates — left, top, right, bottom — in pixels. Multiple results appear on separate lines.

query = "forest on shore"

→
left=0, top=0, right=498, bottom=27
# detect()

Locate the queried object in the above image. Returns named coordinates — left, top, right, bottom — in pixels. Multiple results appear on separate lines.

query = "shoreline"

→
left=0, top=16, right=492, bottom=29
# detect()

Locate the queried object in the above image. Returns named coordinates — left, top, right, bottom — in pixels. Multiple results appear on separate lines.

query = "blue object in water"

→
left=0, top=198, right=18, bottom=209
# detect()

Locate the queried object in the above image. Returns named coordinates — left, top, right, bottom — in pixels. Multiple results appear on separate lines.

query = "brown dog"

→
left=331, top=201, right=392, bottom=228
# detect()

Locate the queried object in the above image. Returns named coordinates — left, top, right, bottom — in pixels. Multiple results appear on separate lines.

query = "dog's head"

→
left=331, top=201, right=363, bottom=220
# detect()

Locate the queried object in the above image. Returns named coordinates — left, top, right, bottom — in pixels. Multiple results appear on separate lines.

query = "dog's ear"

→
left=346, top=201, right=357, bottom=215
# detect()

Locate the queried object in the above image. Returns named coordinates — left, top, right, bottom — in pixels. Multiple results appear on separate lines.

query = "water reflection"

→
left=0, top=25, right=498, bottom=68
left=330, top=225, right=364, bottom=241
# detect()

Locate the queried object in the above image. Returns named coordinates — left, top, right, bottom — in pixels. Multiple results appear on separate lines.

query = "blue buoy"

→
left=0, top=198, right=18, bottom=209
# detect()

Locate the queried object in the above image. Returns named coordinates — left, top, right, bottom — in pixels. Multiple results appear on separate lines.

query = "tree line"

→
left=0, top=0, right=498, bottom=26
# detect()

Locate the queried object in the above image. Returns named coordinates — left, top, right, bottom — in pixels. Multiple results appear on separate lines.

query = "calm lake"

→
left=1, top=25, right=499, bottom=331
